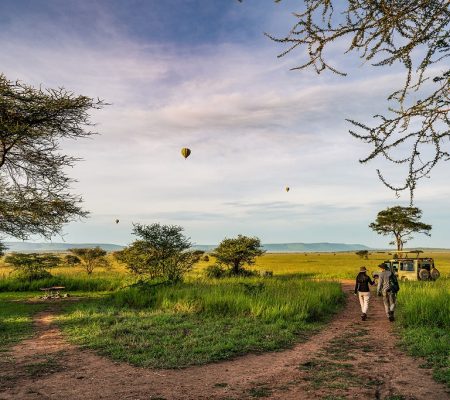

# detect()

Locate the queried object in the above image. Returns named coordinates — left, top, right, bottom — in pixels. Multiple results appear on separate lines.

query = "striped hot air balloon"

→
left=181, top=148, right=191, bottom=159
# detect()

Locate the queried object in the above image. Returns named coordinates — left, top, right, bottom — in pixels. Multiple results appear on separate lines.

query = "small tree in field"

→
left=69, top=247, right=107, bottom=275
left=369, top=206, right=432, bottom=251
left=213, top=235, right=265, bottom=276
left=64, top=254, right=81, bottom=267
left=355, top=250, right=369, bottom=259
left=116, top=223, right=197, bottom=283
left=0, top=242, right=7, bottom=257
left=4, top=252, right=60, bottom=281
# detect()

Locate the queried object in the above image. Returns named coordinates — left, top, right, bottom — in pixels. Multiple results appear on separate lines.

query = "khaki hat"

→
left=360, top=266, right=367, bottom=272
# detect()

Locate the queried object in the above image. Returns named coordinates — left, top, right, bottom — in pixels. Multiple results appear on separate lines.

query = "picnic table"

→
left=39, top=286, right=67, bottom=299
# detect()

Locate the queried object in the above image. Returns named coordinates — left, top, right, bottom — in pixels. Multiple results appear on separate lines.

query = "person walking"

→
left=354, top=266, right=375, bottom=321
left=377, top=263, right=399, bottom=321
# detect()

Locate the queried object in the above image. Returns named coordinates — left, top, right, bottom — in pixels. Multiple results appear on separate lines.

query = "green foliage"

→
left=0, top=241, right=7, bottom=256
left=69, top=247, right=108, bottom=275
left=57, top=278, right=344, bottom=368
left=117, top=223, right=197, bottom=283
left=369, top=206, right=432, bottom=250
left=397, top=279, right=450, bottom=386
left=0, top=275, right=123, bottom=292
left=0, top=74, right=104, bottom=240
left=4, top=252, right=59, bottom=281
left=64, top=254, right=81, bottom=267
left=205, top=264, right=227, bottom=278
left=355, top=250, right=368, bottom=259
left=0, top=300, right=45, bottom=351
left=213, top=234, right=265, bottom=275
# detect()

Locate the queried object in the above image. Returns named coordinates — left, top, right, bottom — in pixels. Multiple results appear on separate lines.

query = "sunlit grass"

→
left=57, top=278, right=345, bottom=368
left=397, top=279, right=450, bottom=386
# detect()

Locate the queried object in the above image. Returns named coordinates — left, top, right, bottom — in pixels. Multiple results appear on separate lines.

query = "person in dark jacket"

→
left=354, top=266, right=375, bottom=321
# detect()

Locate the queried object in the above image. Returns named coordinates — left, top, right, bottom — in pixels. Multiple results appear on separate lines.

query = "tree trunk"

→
left=232, top=261, right=240, bottom=275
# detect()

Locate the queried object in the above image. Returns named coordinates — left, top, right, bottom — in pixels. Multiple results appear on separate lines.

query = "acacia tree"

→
left=213, top=235, right=265, bottom=275
left=4, top=252, right=60, bottom=281
left=69, top=247, right=108, bottom=275
left=255, top=0, right=449, bottom=200
left=0, top=74, right=105, bottom=249
left=369, top=206, right=432, bottom=251
left=116, top=223, right=198, bottom=283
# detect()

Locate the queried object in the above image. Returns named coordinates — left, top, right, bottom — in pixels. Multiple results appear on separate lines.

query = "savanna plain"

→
left=0, top=251, right=449, bottom=399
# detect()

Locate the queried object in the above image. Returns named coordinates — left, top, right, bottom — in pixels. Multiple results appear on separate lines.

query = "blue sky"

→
left=1, top=0, right=449, bottom=247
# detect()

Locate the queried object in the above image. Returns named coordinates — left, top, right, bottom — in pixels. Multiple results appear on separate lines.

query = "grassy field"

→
left=56, top=278, right=344, bottom=368
left=0, top=251, right=448, bottom=383
left=0, top=296, right=45, bottom=352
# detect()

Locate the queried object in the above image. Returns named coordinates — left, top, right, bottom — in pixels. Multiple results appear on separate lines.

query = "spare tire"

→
left=430, top=268, right=440, bottom=280
left=419, top=268, right=430, bottom=281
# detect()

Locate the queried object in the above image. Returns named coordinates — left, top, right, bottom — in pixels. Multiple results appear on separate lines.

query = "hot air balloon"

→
left=115, top=219, right=119, bottom=224
left=285, top=187, right=290, bottom=192
left=181, top=148, right=191, bottom=159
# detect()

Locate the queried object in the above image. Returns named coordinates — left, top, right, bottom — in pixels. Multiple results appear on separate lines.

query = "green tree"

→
left=116, top=223, right=197, bottom=282
left=0, top=242, right=7, bottom=256
left=213, top=235, right=265, bottom=275
left=0, top=74, right=104, bottom=248
left=369, top=206, right=432, bottom=251
left=64, top=254, right=81, bottom=267
left=69, top=247, right=108, bottom=275
left=258, top=1, right=449, bottom=199
left=355, top=250, right=369, bottom=259
left=4, top=252, right=60, bottom=281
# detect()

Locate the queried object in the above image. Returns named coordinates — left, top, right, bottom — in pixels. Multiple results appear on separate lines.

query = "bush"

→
left=205, top=264, right=226, bottom=278
left=202, top=255, right=210, bottom=262
left=4, top=253, right=59, bottom=282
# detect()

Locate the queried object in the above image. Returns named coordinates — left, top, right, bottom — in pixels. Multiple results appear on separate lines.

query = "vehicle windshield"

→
left=400, top=261, right=414, bottom=272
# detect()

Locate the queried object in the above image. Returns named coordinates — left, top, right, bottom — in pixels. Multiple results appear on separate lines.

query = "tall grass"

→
left=0, top=275, right=125, bottom=292
left=397, top=279, right=450, bottom=386
left=58, top=277, right=345, bottom=368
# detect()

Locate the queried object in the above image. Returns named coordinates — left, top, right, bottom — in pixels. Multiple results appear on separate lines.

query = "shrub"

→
left=205, top=264, right=226, bottom=279
left=4, top=253, right=59, bottom=282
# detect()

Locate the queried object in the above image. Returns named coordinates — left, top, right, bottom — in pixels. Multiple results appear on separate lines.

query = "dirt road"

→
left=1, top=283, right=448, bottom=399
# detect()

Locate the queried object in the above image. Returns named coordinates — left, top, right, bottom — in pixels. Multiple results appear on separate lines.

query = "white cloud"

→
left=1, top=9, right=448, bottom=247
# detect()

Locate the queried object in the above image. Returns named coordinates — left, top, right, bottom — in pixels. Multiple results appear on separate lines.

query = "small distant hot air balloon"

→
left=115, top=219, right=119, bottom=224
left=181, top=148, right=191, bottom=159
left=285, top=187, right=290, bottom=192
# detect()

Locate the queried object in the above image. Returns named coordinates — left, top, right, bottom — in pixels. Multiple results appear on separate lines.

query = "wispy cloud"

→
left=1, top=1, right=448, bottom=247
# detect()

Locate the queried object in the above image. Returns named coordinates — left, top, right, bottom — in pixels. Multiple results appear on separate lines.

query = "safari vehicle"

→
left=374, top=250, right=440, bottom=282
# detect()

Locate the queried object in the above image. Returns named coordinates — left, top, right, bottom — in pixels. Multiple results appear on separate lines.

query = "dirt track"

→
left=1, top=283, right=449, bottom=400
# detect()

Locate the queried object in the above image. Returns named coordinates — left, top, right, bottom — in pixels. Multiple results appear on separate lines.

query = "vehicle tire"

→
left=419, top=269, right=430, bottom=281
left=430, top=268, right=440, bottom=280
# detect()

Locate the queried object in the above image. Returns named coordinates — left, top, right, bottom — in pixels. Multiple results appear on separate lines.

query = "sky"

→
left=1, top=0, right=449, bottom=247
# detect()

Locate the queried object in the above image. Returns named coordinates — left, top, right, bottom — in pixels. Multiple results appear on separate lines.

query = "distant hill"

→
left=4, top=242, right=124, bottom=252
left=4, top=241, right=370, bottom=253
left=193, top=242, right=371, bottom=253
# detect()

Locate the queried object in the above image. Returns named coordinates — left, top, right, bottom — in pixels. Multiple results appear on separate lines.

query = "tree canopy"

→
left=115, top=223, right=197, bottom=282
left=369, top=206, right=432, bottom=251
left=69, top=247, right=108, bottom=275
left=213, top=234, right=265, bottom=275
left=0, top=74, right=104, bottom=242
left=261, top=0, right=449, bottom=200
left=4, top=252, right=60, bottom=281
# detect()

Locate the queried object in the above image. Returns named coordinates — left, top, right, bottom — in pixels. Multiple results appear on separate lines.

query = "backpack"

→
left=388, top=271, right=400, bottom=293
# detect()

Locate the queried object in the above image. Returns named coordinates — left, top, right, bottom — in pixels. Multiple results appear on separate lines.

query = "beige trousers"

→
left=358, top=291, right=370, bottom=314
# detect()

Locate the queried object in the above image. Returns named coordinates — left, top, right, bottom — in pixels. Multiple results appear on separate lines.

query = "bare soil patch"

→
left=0, top=283, right=448, bottom=400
